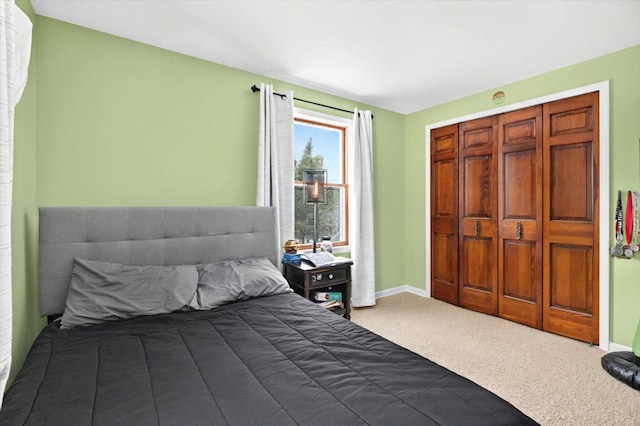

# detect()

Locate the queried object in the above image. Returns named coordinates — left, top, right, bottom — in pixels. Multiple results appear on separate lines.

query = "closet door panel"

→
left=549, top=143, right=593, bottom=221
left=459, top=117, right=498, bottom=315
left=431, top=124, right=459, bottom=305
left=503, top=241, right=536, bottom=300
left=543, top=92, right=599, bottom=345
left=546, top=244, right=595, bottom=339
left=434, top=160, right=457, bottom=216
left=498, top=107, right=543, bottom=329
left=463, top=156, right=494, bottom=216
left=548, top=244, right=594, bottom=314
left=504, top=150, right=536, bottom=217
left=461, top=237, right=494, bottom=289
left=432, top=234, right=458, bottom=303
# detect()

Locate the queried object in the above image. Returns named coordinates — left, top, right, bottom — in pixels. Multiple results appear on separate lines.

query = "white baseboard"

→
left=374, top=286, right=633, bottom=354
left=608, top=342, right=632, bottom=352
left=375, top=285, right=428, bottom=299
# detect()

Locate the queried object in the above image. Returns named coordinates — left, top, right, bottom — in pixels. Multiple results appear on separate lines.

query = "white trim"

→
left=294, top=107, right=352, bottom=127
left=424, top=81, right=611, bottom=351
left=375, top=285, right=428, bottom=299
left=608, top=343, right=632, bottom=353
left=300, top=245, right=351, bottom=255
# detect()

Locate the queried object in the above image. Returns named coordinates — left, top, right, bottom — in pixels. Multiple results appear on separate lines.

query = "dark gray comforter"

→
left=0, top=293, right=537, bottom=425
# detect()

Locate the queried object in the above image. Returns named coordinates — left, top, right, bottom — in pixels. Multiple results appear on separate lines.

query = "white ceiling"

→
left=31, top=0, right=640, bottom=114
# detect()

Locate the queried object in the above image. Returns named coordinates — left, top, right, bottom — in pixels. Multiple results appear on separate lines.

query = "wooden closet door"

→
left=430, top=124, right=459, bottom=305
left=498, top=106, right=543, bottom=328
left=458, top=117, right=498, bottom=315
left=543, top=92, right=599, bottom=344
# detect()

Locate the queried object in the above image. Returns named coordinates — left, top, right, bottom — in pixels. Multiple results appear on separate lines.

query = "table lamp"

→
left=303, top=169, right=327, bottom=253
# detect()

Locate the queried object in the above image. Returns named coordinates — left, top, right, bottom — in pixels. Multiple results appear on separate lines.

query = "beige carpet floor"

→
left=350, top=292, right=639, bottom=426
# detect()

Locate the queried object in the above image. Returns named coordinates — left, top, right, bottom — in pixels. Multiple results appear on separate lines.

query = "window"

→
left=294, top=110, right=350, bottom=250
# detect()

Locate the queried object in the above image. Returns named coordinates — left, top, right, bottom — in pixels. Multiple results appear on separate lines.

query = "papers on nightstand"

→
left=302, top=252, right=335, bottom=266
left=319, top=300, right=344, bottom=310
left=302, top=252, right=351, bottom=267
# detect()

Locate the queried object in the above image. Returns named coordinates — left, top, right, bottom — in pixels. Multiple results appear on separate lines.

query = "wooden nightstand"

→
left=283, top=259, right=352, bottom=320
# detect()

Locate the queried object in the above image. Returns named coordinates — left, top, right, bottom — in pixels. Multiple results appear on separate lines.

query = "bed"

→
left=0, top=207, right=537, bottom=425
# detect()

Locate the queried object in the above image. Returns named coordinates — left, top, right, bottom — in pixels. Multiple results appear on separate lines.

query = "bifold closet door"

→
left=429, top=92, right=600, bottom=344
left=543, top=92, right=599, bottom=345
left=430, top=124, right=459, bottom=305
left=458, top=117, right=498, bottom=315
left=497, top=106, right=543, bottom=328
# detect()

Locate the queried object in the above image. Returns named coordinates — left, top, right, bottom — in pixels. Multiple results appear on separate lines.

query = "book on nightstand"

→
left=282, top=253, right=302, bottom=265
left=314, top=291, right=342, bottom=302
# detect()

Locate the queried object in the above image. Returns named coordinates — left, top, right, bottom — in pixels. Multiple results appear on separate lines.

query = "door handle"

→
left=474, top=220, right=480, bottom=237
left=516, top=221, right=522, bottom=240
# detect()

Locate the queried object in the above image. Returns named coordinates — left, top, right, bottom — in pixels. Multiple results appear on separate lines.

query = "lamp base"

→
left=312, top=202, right=318, bottom=253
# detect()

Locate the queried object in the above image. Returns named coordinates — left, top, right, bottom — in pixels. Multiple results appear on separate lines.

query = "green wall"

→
left=11, top=0, right=42, bottom=384
left=405, top=45, right=640, bottom=347
left=9, top=14, right=405, bottom=379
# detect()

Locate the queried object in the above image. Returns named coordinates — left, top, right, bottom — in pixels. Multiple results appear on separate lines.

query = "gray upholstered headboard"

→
left=39, top=206, right=278, bottom=317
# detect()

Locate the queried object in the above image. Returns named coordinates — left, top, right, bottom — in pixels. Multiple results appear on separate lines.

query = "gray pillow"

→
left=196, top=257, right=292, bottom=309
left=61, top=258, right=199, bottom=328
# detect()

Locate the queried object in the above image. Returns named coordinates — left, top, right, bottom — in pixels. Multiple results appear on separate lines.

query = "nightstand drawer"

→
left=310, top=268, right=347, bottom=284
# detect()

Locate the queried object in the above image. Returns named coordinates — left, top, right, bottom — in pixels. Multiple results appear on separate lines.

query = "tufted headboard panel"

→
left=38, top=206, right=278, bottom=317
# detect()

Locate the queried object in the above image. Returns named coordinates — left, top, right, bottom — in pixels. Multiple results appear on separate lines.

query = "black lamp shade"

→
left=303, top=169, right=327, bottom=204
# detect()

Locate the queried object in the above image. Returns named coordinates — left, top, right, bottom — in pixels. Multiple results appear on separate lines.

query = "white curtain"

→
left=0, top=0, right=32, bottom=403
left=350, top=109, right=376, bottom=307
left=256, top=83, right=294, bottom=267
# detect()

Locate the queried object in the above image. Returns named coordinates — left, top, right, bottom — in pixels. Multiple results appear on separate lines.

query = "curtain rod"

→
left=250, top=85, right=373, bottom=119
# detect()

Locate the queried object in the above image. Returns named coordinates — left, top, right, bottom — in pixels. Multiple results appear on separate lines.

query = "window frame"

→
left=293, top=108, right=352, bottom=253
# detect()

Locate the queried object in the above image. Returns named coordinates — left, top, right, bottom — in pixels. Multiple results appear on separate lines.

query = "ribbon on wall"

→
left=610, top=190, right=640, bottom=259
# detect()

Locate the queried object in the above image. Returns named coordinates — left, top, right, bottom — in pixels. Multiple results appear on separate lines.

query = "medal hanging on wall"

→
left=631, top=191, right=640, bottom=254
left=623, top=190, right=634, bottom=258
left=609, top=190, right=624, bottom=257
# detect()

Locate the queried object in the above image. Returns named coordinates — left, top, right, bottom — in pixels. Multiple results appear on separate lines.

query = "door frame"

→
left=424, top=81, right=610, bottom=350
